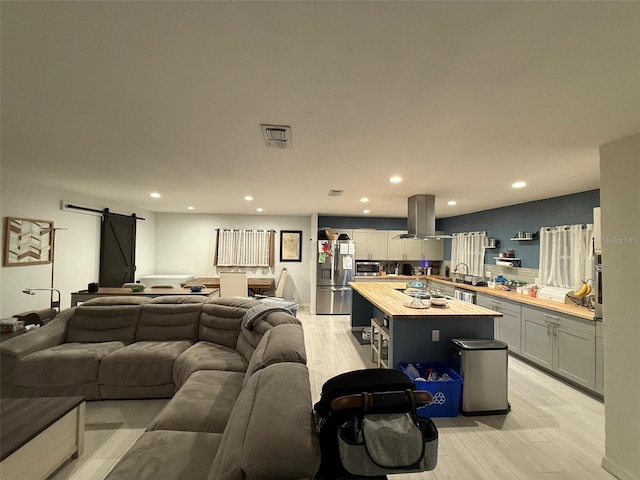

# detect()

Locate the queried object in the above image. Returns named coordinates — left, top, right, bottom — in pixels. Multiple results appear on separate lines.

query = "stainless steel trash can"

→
left=450, top=339, right=511, bottom=416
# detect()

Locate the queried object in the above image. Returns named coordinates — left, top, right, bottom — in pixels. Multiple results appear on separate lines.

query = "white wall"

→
left=154, top=213, right=312, bottom=304
left=600, top=133, right=640, bottom=480
left=1, top=172, right=156, bottom=316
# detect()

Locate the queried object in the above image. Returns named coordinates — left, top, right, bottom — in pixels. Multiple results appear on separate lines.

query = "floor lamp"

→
left=22, top=288, right=61, bottom=312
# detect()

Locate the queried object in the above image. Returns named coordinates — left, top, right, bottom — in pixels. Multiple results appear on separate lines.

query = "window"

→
left=539, top=224, right=593, bottom=288
left=451, top=231, right=487, bottom=276
left=214, top=229, right=274, bottom=267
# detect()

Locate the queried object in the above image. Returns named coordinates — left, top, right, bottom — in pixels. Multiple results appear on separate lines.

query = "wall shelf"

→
left=494, top=257, right=521, bottom=267
left=510, top=232, right=537, bottom=241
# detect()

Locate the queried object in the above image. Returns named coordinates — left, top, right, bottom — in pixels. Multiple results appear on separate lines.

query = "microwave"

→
left=356, top=261, right=381, bottom=276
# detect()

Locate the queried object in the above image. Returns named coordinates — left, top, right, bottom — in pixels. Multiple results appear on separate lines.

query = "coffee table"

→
left=1, top=396, right=85, bottom=480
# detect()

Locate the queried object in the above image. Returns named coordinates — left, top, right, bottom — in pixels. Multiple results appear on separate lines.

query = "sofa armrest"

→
left=1, top=309, right=72, bottom=397
left=208, top=362, right=320, bottom=479
left=0, top=309, right=71, bottom=359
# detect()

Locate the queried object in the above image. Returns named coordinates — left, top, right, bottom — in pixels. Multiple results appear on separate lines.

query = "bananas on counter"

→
left=574, top=281, right=592, bottom=297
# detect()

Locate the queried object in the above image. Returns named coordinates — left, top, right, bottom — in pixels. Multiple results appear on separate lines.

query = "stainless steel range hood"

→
left=396, top=194, right=452, bottom=240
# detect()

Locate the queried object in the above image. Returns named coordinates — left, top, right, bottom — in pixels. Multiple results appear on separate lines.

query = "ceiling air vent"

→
left=261, top=124, right=292, bottom=149
left=327, top=189, right=344, bottom=197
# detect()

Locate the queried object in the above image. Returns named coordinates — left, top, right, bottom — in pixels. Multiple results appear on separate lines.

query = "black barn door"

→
left=99, top=211, right=137, bottom=287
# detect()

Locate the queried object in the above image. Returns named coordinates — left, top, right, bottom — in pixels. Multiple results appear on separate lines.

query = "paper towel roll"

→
left=496, top=260, right=514, bottom=267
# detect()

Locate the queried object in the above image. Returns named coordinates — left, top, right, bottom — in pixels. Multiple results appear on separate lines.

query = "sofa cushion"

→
left=147, top=370, right=244, bottom=434
left=105, top=430, right=222, bottom=480
left=135, top=297, right=204, bottom=342
left=244, top=324, right=307, bottom=386
left=67, top=302, right=145, bottom=344
left=14, top=342, right=125, bottom=388
left=198, top=301, right=250, bottom=347
left=208, top=363, right=321, bottom=480
left=236, top=309, right=303, bottom=365
left=99, top=341, right=193, bottom=387
left=173, top=341, right=248, bottom=389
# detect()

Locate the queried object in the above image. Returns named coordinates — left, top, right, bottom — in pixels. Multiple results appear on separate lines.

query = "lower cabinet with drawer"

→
left=521, top=305, right=596, bottom=391
left=477, top=294, right=522, bottom=354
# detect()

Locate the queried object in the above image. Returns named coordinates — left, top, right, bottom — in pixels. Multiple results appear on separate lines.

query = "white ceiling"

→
left=2, top=1, right=640, bottom=219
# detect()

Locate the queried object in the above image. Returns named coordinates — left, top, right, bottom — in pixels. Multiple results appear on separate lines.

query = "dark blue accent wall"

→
left=436, top=190, right=600, bottom=268
left=319, top=216, right=407, bottom=230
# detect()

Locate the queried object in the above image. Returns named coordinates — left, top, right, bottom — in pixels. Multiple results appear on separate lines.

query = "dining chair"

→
left=254, top=268, right=287, bottom=299
left=274, top=268, right=288, bottom=298
left=219, top=272, right=248, bottom=298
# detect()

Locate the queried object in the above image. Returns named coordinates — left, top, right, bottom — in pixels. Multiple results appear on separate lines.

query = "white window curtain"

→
left=216, top=229, right=272, bottom=267
left=538, top=224, right=594, bottom=289
left=451, top=231, right=487, bottom=276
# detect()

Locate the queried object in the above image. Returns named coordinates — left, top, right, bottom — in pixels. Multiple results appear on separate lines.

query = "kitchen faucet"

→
left=454, top=263, right=469, bottom=275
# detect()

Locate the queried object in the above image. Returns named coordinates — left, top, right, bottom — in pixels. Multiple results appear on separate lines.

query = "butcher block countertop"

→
left=349, top=281, right=502, bottom=319
left=426, top=276, right=596, bottom=321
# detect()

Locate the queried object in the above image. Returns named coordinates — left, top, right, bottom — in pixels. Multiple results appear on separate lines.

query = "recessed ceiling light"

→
left=447, top=200, right=457, bottom=206
left=512, top=181, right=527, bottom=189
left=256, top=207, right=264, bottom=213
left=150, top=192, right=161, bottom=198
left=187, top=206, right=195, bottom=211
left=363, top=209, right=370, bottom=214
left=360, top=197, right=369, bottom=203
left=388, top=176, right=403, bottom=184
left=244, top=195, right=254, bottom=201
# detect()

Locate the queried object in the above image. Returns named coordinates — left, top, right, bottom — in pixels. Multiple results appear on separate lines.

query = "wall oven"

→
left=355, top=261, right=381, bottom=276
left=595, top=254, right=603, bottom=320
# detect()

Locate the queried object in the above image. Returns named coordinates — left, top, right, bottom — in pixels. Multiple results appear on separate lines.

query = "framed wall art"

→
left=280, top=230, right=302, bottom=262
left=3, top=217, right=54, bottom=266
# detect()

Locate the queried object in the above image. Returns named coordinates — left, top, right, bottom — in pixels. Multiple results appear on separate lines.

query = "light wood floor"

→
left=50, top=308, right=614, bottom=480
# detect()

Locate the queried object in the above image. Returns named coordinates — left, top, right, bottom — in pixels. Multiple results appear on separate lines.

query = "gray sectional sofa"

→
left=0, top=295, right=321, bottom=479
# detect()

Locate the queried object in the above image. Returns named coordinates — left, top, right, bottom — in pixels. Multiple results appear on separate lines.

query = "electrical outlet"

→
left=431, top=330, right=440, bottom=342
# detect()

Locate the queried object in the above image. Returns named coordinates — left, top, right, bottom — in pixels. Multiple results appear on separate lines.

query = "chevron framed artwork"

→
left=3, top=217, right=54, bottom=266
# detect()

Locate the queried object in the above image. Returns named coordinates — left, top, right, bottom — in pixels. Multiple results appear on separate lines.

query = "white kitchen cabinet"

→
left=521, top=305, right=596, bottom=390
left=386, top=231, right=423, bottom=261
left=387, top=231, right=443, bottom=261
left=477, top=294, right=522, bottom=354
left=421, top=236, right=444, bottom=261
left=352, top=230, right=388, bottom=260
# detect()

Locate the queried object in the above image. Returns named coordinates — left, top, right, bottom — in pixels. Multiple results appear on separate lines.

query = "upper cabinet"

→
left=387, top=231, right=423, bottom=261
left=386, top=231, right=444, bottom=261
left=352, top=230, right=388, bottom=260
left=422, top=234, right=445, bottom=261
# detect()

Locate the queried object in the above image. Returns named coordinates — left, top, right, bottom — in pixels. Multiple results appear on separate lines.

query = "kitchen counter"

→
left=349, top=281, right=501, bottom=319
left=350, top=281, right=500, bottom=368
left=426, top=276, right=595, bottom=320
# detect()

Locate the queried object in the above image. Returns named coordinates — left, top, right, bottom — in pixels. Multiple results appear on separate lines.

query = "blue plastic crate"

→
left=400, top=362, right=463, bottom=418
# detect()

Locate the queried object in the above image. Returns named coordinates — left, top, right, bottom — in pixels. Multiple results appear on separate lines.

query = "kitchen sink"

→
left=436, top=276, right=466, bottom=284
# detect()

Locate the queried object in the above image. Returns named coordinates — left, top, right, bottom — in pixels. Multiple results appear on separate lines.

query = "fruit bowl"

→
left=566, top=293, right=591, bottom=307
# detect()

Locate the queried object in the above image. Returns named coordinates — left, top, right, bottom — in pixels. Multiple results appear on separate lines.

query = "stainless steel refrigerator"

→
left=316, top=240, right=355, bottom=314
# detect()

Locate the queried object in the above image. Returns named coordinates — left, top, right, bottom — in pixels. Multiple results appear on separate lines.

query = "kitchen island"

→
left=351, top=281, right=502, bottom=369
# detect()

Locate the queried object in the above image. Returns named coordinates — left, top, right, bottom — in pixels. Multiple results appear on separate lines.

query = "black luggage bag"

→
left=314, top=368, right=438, bottom=479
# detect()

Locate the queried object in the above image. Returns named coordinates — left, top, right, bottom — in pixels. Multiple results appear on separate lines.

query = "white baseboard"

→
left=602, top=456, right=640, bottom=480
